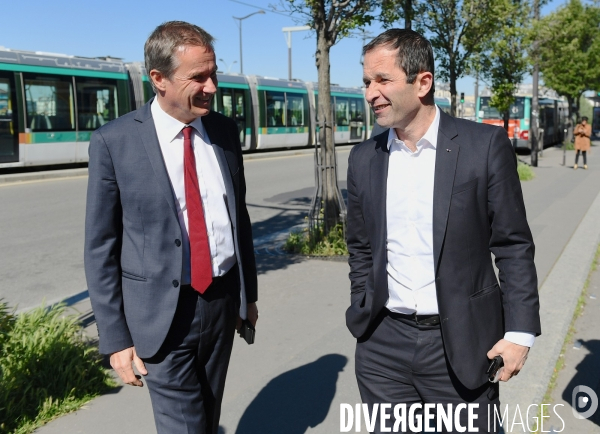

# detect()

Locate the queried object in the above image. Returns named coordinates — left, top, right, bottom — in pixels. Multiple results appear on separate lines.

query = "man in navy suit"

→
left=85, top=21, right=258, bottom=434
left=346, top=29, right=541, bottom=432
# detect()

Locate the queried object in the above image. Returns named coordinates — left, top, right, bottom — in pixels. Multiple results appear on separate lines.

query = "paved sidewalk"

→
left=35, top=144, right=600, bottom=433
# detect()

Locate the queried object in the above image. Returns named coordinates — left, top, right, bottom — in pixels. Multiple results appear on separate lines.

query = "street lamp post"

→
left=233, top=10, right=265, bottom=74
left=219, top=58, right=237, bottom=73
left=282, top=26, right=310, bottom=80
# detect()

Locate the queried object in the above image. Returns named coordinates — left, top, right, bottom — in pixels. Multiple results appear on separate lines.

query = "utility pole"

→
left=530, top=0, right=540, bottom=167
left=474, top=71, right=479, bottom=119
left=282, top=26, right=310, bottom=80
left=233, top=10, right=265, bottom=74
left=359, top=30, right=373, bottom=65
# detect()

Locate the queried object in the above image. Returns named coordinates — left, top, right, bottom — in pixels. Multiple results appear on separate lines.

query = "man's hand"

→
left=110, top=346, right=147, bottom=387
left=236, top=302, right=259, bottom=330
left=487, top=339, right=529, bottom=382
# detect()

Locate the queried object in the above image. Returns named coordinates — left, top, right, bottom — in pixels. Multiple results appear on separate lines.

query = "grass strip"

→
left=534, top=243, right=600, bottom=433
left=518, top=162, right=535, bottom=181
left=0, top=301, right=115, bottom=434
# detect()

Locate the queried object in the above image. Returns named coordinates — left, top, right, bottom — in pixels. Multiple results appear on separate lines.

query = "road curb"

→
left=500, top=187, right=600, bottom=429
left=0, top=168, right=89, bottom=185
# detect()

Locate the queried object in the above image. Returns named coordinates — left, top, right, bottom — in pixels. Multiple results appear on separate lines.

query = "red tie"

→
left=183, top=126, right=212, bottom=293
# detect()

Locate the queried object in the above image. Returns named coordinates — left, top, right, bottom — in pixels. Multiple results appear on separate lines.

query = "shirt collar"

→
left=151, top=98, right=208, bottom=143
left=387, top=105, right=440, bottom=152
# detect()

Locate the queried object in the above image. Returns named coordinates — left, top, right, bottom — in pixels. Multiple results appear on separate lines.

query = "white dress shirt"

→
left=151, top=98, right=236, bottom=285
left=385, top=105, right=534, bottom=347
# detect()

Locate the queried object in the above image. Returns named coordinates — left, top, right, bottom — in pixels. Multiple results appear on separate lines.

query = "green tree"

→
left=477, top=0, right=530, bottom=131
left=279, top=0, right=378, bottom=232
left=536, top=0, right=600, bottom=129
left=383, top=0, right=503, bottom=116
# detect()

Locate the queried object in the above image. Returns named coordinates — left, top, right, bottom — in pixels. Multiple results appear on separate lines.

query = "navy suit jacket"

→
left=84, top=100, right=257, bottom=358
left=345, top=110, right=541, bottom=389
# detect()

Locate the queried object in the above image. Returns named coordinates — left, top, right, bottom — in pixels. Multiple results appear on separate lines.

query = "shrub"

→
left=0, top=301, right=114, bottom=434
left=517, top=162, right=535, bottom=181
left=285, top=223, right=348, bottom=256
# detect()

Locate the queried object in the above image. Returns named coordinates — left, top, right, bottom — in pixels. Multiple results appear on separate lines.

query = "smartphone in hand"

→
left=486, top=355, right=504, bottom=383
left=237, top=319, right=255, bottom=345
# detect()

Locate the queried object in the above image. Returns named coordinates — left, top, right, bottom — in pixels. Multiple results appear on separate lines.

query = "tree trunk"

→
left=567, top=95, right=575, bottom=143
left=404, top=0, right=412, bottom=29
left=503, top=110, right=510, bottom=132
left=316, top=31, right=340, bottom=232
left=449, top=65, right=457, bottom=117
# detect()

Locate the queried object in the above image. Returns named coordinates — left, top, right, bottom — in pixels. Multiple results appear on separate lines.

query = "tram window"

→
left=222, top=89, right=233, bottom=118
left=235, top=91, right=245, bottom=120
left=266, top=91, right=285, bottom=127
left=479, top=96, right=525, bottom=120
left=336, top=98, right=350, bottom=126
left=143, top=80, right=155, bottom=103
left=349, top=99, right=364, bottom=122
left=286, top=94, right=304, bottom=126
left=24, top=76, right=75, bottom=131
left=76, top=78, right=119, bottom=130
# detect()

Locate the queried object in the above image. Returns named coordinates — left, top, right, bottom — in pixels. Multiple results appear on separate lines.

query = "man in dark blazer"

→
left=84, top=21, right=257, bottom=434
left=346, top=29, right=540, bottom=432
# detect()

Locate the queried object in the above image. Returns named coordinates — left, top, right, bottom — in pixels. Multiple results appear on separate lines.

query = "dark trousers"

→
left=355, top=310, right=499, bottom=433
left=575, top=150, right=587, bottom=165
left=143, top=267, right=240, bottom=434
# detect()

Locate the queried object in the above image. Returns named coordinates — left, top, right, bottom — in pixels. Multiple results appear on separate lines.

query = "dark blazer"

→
left=345, top=110, right=541, bottom=389
left=84, top=100, right=257, bottom=359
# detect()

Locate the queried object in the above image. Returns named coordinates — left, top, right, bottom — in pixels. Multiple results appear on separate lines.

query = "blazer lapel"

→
left=432, top=112, right=459, bottom=274
left=370, top=134, right=389, bottom=246
left=370, top=133, right=390, bottom=312
left=134, top=101, right=178, bottom=217
left=202, top=114, right=237, bottom=226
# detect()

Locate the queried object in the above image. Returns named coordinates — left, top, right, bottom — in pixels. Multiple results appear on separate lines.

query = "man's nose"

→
left=365, top=85, right=379, bottom=105
left=204, top=77, right=217, bottom=94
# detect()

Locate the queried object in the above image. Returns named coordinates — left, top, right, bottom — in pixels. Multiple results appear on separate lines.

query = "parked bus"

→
left=593, top=106, right=600, bottom=137
left=476, top=95, right=568, bottom=150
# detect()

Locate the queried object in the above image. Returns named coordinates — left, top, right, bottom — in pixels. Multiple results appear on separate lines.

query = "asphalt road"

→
left=0, top=147, right=352, bottom=311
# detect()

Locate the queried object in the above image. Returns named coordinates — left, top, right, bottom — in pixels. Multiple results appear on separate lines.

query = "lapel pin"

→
left=446, top=149, right=451, bottom=152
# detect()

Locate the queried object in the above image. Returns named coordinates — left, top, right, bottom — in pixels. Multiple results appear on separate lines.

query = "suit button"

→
left=175, top=239, right=181, bottom=247
left=172, top=280, right=179, bottom=287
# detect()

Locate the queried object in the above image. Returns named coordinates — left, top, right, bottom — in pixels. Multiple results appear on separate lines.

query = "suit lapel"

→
left=432, top=112, right=459, bottom=274
left=202, top=114, right=238, bottom=225
left=370, top=133, right=391, bottom=312
left=134, top=101, right=178, bottom=217
left=370, top=134, right=389, bottom=247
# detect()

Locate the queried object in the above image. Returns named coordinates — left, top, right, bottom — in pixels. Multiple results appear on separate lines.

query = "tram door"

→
left=0, top=73, right=18, bottom=163
left=221, top=88, right=247, bottom=147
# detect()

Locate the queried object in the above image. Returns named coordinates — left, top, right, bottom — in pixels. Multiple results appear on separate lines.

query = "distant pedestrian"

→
left=574, top=116, right=592, bottom=169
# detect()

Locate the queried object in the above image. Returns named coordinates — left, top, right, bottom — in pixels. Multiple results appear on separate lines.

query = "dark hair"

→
left=363, top=29, right=435, bottom=98
left=145, top=21, right=215, bottom=91
left=582, top=116, right=589, bottom=122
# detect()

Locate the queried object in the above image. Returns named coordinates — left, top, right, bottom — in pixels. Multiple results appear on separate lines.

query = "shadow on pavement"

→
left=235, top=354, right=348, bottom=434
left=561, top=339, right=600, bottom=426
left=249, top=184, right=348, bottom=242
left=250, top=206, right=307, bottom=241
left=254, top=253, right=306, bottom=276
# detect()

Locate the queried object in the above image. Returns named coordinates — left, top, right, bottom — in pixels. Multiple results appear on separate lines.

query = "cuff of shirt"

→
left=504, top=331, right=535, bottom=348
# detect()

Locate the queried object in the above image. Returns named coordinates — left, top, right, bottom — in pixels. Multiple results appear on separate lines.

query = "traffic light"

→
left=460, top=92, right=465, bottom=103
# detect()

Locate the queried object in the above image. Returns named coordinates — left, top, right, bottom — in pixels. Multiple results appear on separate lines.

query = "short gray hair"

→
left=145, top=21, right=215, bottom=91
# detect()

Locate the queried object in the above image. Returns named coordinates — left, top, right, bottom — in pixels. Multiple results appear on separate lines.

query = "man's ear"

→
left=149, top=69, right=167, bottom=93
left=416, top=71, right=433, bottom=99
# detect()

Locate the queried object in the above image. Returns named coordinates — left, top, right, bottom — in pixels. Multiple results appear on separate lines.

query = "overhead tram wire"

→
left=228, top=0, right=291, bottom=17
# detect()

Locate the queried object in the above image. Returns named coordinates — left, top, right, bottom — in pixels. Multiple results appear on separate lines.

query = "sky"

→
left=1, top=0, right=567, bottom=96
